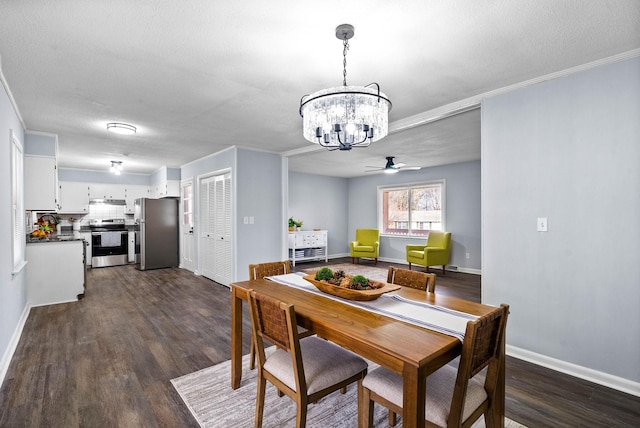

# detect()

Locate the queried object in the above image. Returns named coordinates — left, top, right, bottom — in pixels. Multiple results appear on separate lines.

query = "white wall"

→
left=482, top=57, right=640, bottom=391
left=0, top=74, right=28, bottom=385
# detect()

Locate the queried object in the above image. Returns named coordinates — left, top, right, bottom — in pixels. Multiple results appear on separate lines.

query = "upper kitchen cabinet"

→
left=89, top=183, right=125, bottom=200
left=124, top=185, right=149, bottom=213
left=58, top=181, right=90, bottom=213
left=24, top=132, right=59, bottom=211
left=150, top=166, right=180, bottom=198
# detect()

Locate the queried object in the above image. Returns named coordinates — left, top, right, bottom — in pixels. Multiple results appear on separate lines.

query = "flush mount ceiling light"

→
left=299, top=24, right=392, bottom=151
left=110, top=160, right=123, bottom=175
left=106, top=122, right=137, bottom=135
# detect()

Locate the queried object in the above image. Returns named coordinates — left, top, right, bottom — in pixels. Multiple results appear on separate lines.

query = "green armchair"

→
left=350, top=229, right=380, bottom=265
left=406, top=231, right=452, bottom=274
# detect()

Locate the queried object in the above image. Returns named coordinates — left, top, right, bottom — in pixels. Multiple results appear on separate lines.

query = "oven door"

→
left=91, top=231, right=128, bottom=267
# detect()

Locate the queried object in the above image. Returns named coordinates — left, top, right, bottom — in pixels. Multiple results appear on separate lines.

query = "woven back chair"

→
left=247, top=260, right=312, bottom=370
left=359, top=304, right=509, bottom=428
left=248, top=290, right=368, bottom=428
left=387, top=266, right=436, bottom=293
left=248, top=260, right=291, bottom=280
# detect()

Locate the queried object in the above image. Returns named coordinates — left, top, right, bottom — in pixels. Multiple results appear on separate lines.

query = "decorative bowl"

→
left=303, top=275, right=400, bottom=301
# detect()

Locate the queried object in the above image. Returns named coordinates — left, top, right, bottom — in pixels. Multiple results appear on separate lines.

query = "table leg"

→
left=402, top=363, right=426, bottom=428
left=231, top=285, right=242, bottom=389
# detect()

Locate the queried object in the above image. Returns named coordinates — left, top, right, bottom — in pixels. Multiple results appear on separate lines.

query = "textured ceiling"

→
left=0, top=1, right=638, bottom=177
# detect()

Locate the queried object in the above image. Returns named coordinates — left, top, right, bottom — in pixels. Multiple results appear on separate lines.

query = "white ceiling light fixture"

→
left=110, top=160, right=123, bottom=175
left=299, top=24, right=392, bottom=151
left=106, top=122, right=137, bottom=135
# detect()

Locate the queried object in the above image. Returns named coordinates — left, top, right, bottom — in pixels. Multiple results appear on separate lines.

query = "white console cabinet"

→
left=288, top=230, right=328, bottom=266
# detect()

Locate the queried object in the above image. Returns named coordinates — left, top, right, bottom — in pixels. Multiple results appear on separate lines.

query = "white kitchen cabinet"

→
left=25, top=155, right=59, bottom=211
left=128, top=231, right=135, bottom=262
left=58, top=181, right=90, bottom=213
left=152, top=179, right=180, bottom=198
left=125, top=185, right=149, bottom=213
left=89, top=183, right=125, bottom=200
left=81, top=232, right=92, bottom=266
left=288, top=230, right=328, bottom=266
left=26, top=240, right=85, bottom=306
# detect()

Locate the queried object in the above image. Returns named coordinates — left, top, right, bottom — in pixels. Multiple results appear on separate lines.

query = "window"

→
left=379, top=181, right=444, bottom=236
left=181, top=181, right=193, bottom=227
left=11, top=130, right=26, bottom=274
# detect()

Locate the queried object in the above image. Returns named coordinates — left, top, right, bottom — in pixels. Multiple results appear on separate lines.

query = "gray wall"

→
left=236, top=148, right=285, bottom=280
left=288, top=162, right=481, bottom=272
left=58, top=168, right=151, bottom=185
left=482, top=57, right=640, bottom=385
left=288, top=172, right=349, bottom=257
left=181, top=147, right=285, bottom=282
left=0, top=78, right=27, bottom=381
left=347, top=161, right=481, bottom=271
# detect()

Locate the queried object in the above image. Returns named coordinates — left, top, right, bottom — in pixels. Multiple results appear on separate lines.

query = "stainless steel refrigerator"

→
left=134, top=198, right=179, bottom=270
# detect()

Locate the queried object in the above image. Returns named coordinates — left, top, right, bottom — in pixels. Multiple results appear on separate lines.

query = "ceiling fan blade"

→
left=394, top=162, right=407, bottom=168
left=402, top=166, right=422, bottom=170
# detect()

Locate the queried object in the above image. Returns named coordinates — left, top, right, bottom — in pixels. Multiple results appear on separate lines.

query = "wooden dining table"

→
left=230, top=277, right=505, bottom=428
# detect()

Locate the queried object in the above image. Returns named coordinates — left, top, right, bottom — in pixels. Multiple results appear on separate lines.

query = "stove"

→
left=89, top=218, right=126, bottom=231
left=89, top=219, right=128, bottom=267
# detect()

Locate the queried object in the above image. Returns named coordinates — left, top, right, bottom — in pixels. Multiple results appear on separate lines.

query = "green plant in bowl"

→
left=315, top=267, right=334, bottom=281
left=349, top=275, right=370, bottom=290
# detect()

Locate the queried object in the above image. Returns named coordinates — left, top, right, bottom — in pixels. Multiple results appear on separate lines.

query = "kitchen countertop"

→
left=26, top=232, right=87, bottom=244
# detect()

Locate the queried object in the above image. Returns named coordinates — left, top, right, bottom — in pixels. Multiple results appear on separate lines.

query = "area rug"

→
left=302, top=263, right=389, bottom=283
left=171, top=351, right=526, bottom=428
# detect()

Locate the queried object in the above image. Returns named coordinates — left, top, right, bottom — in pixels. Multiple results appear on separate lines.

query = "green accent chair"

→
left=406, top=231, right=452, bottom=274
left=350, top=229, right=380, bottom=265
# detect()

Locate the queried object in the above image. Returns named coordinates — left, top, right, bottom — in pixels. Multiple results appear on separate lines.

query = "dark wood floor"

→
left=1, top=259, right=638, bottom=427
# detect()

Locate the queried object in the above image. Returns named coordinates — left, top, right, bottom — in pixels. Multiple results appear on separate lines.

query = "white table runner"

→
left=266, top=272, right=478, bottom=341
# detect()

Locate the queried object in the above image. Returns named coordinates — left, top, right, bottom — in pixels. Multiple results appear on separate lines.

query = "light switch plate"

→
left=537, top=217, right=548, bottom=232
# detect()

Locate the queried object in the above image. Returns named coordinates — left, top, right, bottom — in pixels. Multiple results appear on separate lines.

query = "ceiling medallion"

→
left=299, top=24, right=392, bottom=151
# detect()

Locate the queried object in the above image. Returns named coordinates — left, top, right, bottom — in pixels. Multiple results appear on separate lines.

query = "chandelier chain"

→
left=342, top=36, right=349, bottom=86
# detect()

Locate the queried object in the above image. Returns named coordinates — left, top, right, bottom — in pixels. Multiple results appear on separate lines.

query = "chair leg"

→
left=442, top=265, right=446, bottom=275
left=358, top=380, right=374, bottom=428
left=296, top=401, right=308, bottom=428
left=374, top=258, right=378, bottom=266
left=352, top=257, right=355, bottom=264
left=249, top=338, right=256, bottom=370
left=255, top=373, right=266, bottom=428
left=408, top=263, right=411, bottom=270
left=388, top=410, right=397, bottom=427
left=340, top=385, right=347, bottom=394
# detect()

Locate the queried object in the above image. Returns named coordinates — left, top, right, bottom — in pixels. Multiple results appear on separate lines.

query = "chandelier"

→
left=299, top=24, right=392, bottom=151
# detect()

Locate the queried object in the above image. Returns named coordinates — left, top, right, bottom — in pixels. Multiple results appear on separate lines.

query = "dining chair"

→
left=247, top=260, right=313, bottom=370
left=387, top=266, right=436, bottom=293
left=358, top=304, right=509, bottom=428
left=248, top=289, right=368, bottom=428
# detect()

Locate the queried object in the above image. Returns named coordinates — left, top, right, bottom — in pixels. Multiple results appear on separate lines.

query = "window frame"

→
left=377, top=180, right=446, bottom=238
left=11, top=130, right=27, bottom=275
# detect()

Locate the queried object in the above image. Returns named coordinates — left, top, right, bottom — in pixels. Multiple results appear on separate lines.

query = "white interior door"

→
left=199, top=171, right=232, bottom=285
left=180, top=179, right=195, bottom=272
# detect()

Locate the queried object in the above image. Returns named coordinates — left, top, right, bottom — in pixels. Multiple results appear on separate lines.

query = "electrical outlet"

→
left=243, top=216, right=248, bottom=224
left=249, top=216, right=254, bottom=225
left=537, top=217, right=548, bottom=232
left=465, top=252, right=470, bottom=259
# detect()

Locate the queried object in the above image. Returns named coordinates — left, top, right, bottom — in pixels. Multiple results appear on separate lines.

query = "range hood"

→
left=89, top=199, right=127, bottom=206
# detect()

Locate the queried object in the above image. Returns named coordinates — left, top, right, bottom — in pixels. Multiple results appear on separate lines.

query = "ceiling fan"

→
left=365, top=156, right=421, bottom=174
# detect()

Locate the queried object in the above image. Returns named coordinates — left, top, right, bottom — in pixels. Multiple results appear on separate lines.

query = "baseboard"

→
left=378, top=257, right=481, bottom=275
left=507, top=345, right=640, bottom=397
left=0, top=303, right=31, bottom=388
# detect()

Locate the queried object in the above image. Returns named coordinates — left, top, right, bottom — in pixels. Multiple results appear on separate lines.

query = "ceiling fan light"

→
left=384, top=168, right=398, bottom=174
left=107, top=122, right=137, bottom=135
